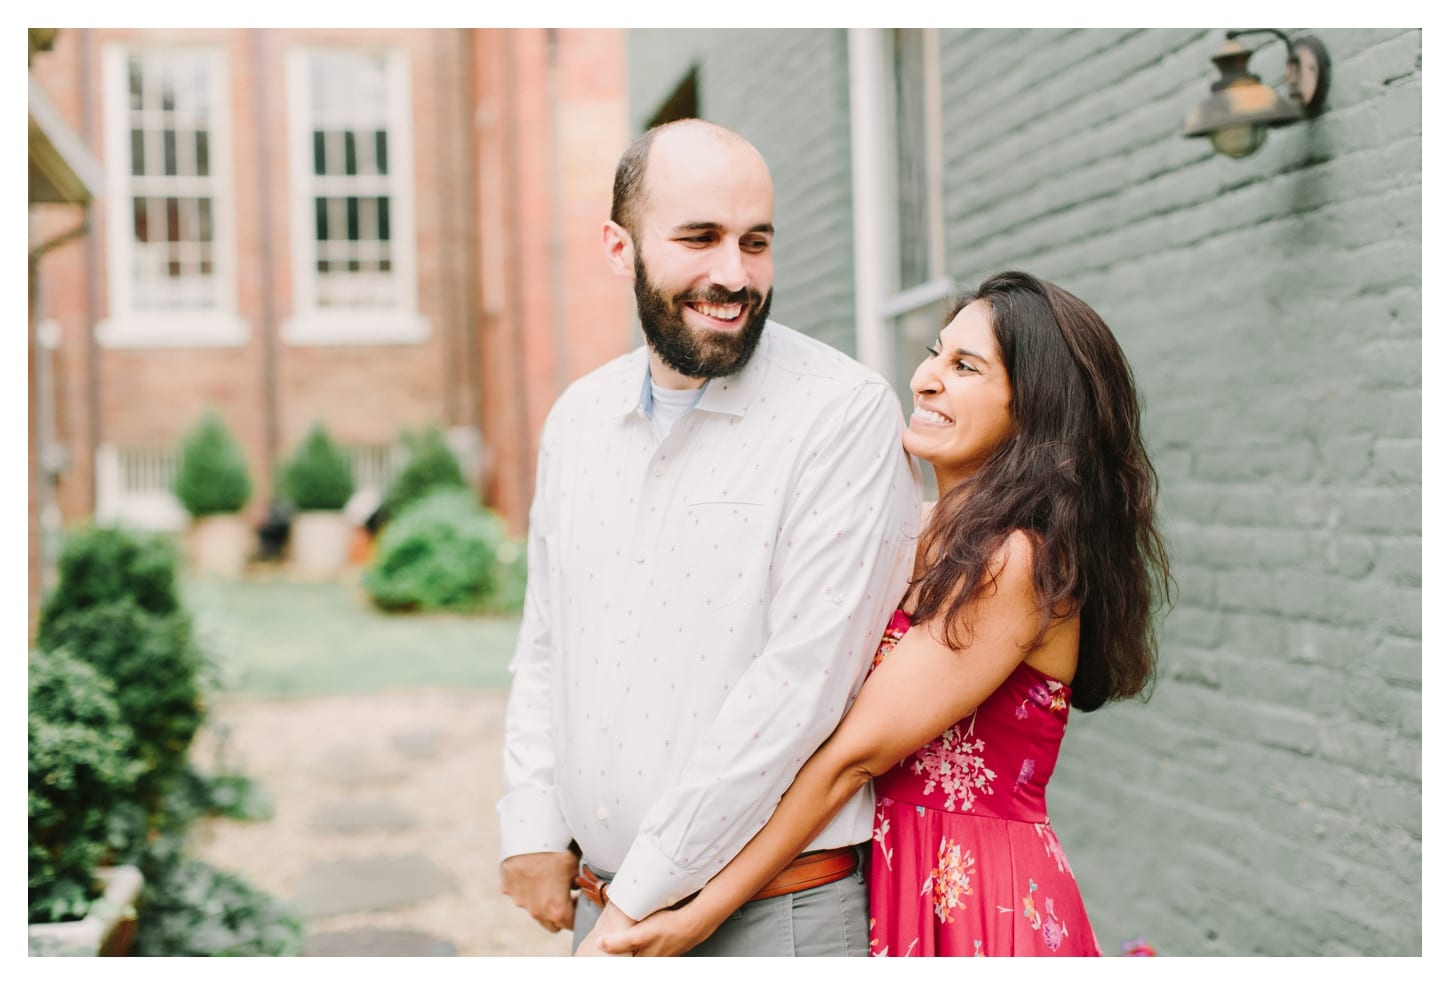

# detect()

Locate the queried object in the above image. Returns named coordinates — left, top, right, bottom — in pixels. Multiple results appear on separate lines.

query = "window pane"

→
left=893, top=29, right=931, bottom=289
left=130, top=129, right=145, bottom=176
left=128, top=59, right=144, bottom=110
left=163, top=128, right=177, bottom=176
left=198, top=198, right=213, bottom=242
left=133, top=197, right=149, bottom=242
left=165, top=197, right=180, bottom=242
left=305, top=52, right=400, bottom=308
left=195, top=130, right=209, bottom=176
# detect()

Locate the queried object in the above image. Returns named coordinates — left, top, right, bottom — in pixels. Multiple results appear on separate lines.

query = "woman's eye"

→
left=925, top=344, right=940, bottom=357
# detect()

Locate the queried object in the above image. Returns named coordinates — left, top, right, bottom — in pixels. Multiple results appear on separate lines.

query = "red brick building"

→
left=28, top=28, right=633, bottom=584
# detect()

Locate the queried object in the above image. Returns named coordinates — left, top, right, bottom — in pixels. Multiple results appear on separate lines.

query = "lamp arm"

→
left=1225, top=28, right=1298, bottom=66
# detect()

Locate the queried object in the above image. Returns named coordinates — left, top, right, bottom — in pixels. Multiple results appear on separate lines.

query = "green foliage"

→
left=39, top=525, right=182, bottom=631
left=281, top=421, right=355, bottom=511
left=131, top=841, right=304, bottom=957
left=28, top=648, right=143, bottom=924
left=383, top=427, right=468, bottom=518
left=173, top=410, right=252, bottom=516
left=37, top=599, right=207, bottom=815
left=363, top=489, right=523, bottom=613
left=28, top=525, right=297, bottom=951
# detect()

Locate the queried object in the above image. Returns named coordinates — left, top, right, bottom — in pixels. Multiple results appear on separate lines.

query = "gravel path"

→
left=189, top=687, right=572, bottom=957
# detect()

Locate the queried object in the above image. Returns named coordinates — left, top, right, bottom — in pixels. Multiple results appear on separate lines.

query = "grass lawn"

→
left=181, top=573, right=521, bottom=699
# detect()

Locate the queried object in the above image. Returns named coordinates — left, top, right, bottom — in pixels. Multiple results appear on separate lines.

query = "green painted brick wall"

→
left=626, top=27, right=1421, bottom=956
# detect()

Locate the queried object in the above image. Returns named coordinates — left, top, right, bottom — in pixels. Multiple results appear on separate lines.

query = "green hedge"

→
left=363, top=489, right=524, bottom=613
left=173, top=411, right=252, bottom=516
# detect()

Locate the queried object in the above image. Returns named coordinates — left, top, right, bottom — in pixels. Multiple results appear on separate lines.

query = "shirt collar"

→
left=614, top=321, right=777, bottom=421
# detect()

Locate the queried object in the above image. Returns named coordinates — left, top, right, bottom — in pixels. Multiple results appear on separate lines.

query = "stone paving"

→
left=190, top=689, right=572, bottom=957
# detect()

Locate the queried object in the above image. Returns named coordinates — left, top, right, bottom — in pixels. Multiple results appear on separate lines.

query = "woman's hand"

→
left=597, top=902, right=716, bottom=957
left=574, top=902, right=638, bottom=957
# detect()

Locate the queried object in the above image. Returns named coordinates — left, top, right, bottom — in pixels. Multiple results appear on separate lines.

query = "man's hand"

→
left=575, top=902, right=638, bottom=956
left=499, top=851, right=579, bottom=934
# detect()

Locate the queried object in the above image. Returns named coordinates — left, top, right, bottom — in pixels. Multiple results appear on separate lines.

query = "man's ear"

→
left=601, top=221, right=635, bottom=280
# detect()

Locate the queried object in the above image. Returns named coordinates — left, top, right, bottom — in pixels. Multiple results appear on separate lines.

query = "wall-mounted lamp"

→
left=1182, top=29, right=1331, bottom=159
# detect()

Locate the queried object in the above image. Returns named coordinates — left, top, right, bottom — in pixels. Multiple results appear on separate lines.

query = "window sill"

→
left=96, top=312, right=250, bottom=349
left=281, top=309, right=431, bottom=346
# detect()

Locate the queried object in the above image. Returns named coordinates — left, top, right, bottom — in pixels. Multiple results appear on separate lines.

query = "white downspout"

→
left=847, top=28, right=892, bottom=383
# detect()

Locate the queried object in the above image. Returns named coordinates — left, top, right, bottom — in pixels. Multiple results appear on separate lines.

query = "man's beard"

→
left=634, top=253, right=772, bottom=381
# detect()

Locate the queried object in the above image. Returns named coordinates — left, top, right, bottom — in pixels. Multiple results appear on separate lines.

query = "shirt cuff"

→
left=600, top=838, right=700, bottom=920
left=498, top=787, right=574, bottom=860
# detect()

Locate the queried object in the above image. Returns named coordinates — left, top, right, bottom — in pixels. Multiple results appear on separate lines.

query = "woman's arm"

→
left=600, top=531, right=1053, bottom=956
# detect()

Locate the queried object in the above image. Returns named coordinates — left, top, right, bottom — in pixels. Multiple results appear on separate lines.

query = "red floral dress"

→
left=867, top=609, right=1101, bottom=957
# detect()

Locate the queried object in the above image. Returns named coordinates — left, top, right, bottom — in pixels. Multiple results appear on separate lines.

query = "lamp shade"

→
left=1182, top=38, right=1305, bottom=139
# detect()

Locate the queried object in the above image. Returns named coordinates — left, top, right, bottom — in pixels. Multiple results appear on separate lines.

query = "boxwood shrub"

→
left=281, top=421, right=355, bottom=511
left=28, top=648, right=142, bottom=923
left=382, top=427, right=468, bottom=519
left=363, top=489, right=522, bottom=613
left=173, top=410, right=252, bottom=516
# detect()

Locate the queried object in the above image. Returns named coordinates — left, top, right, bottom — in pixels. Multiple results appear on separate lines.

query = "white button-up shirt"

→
left=499, top=321, right=921, bottom=919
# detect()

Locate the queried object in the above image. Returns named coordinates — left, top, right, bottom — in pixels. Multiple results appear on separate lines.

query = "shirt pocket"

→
left=680, top=500, right=769, bottom=611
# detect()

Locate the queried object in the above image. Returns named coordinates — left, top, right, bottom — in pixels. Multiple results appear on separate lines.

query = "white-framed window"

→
left=97, top=45, right=247, bottom=348
left=282, top=47, right=427, bottom=345
left=882, top=28, right=952, bottom=400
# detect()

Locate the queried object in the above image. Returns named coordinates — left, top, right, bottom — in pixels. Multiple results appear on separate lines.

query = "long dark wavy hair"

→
left=909, top=271, right=1173, bottom=711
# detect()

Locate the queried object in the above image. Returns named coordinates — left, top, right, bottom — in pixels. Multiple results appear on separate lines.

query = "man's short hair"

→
left=610, top=119, right=753, bottom=239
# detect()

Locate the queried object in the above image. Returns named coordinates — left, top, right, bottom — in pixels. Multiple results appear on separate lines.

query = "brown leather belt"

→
left=576, top=846, right=859, bottom=911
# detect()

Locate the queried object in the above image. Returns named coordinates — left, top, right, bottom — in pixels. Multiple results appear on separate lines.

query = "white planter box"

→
left=28, top=864, right=144, bottom=957
left=189, top=513, right=253, bottom=577
left=290, top=511, right=353, bottom=577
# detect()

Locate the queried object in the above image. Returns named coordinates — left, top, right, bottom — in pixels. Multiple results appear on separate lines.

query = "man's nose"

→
left=708, top=244, right=748, bottom=293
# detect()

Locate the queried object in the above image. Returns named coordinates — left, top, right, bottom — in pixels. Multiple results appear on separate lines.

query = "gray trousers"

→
left=572, top=851, right=869, bottom=957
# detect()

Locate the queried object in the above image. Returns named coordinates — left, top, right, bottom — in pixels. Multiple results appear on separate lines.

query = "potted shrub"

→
left=173, top=410, right=253, bottom=577
left=27, top=647, right=145, bottom=956
left=280, top=421, right=355, bottom=577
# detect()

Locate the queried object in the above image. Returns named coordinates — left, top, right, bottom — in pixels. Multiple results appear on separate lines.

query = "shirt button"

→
left=595, top=806, right=609, bottom=822
left=653, top=468, right=665, bottom=478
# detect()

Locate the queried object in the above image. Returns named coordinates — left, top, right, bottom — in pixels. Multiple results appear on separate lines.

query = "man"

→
left=498, top=119, right=920, bottom=956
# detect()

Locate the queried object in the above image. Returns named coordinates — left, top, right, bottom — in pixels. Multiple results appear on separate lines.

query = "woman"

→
left=597, top=271, right=1172, bottom=957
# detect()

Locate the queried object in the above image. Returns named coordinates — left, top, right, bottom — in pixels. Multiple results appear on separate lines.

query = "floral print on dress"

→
left=920, top=836, right=975, bottom=924
left=873, top=801, right=894, bottom=871
left=867, top=608, right=1100, bottom=955
left=1028, top=679, right=1068, bottom=712
left=909, top=712, right=996, bottom=811
left=1035, top=821, right=1074, bottom=875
